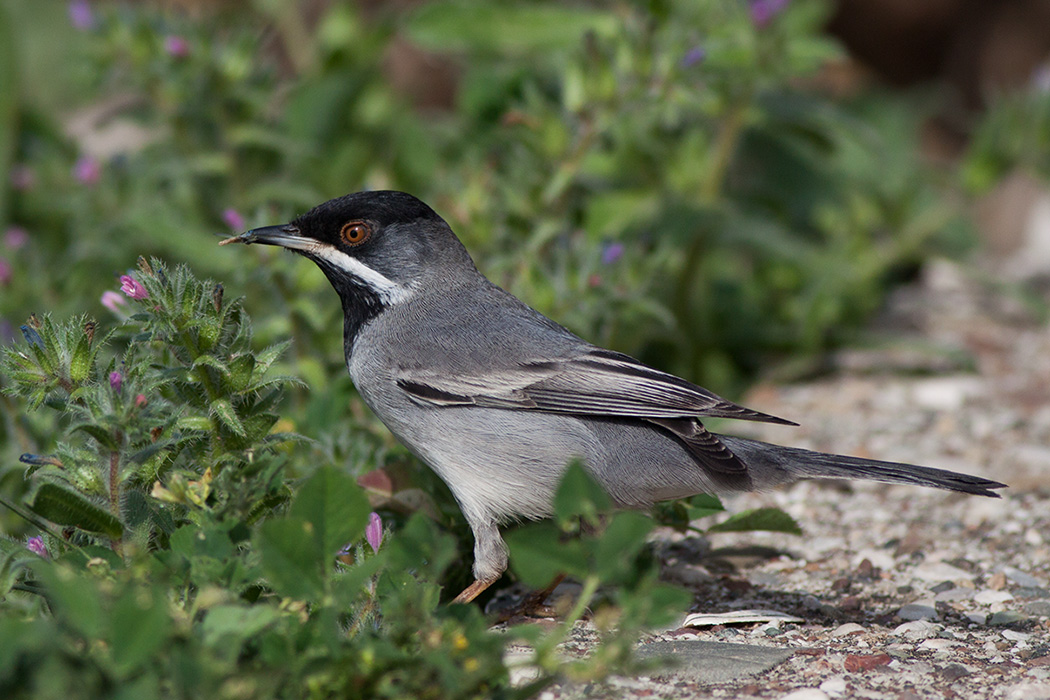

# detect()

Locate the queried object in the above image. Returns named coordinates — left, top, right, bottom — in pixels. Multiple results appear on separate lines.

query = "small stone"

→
left=855, top=558, right=876, bottom=578
left=819, top=676, right=847, bottom=696
left=939, top=663, right=971, bottom=680
left=898, top=603, right=938, bottom=621
left=840, top=595, right=862, bottom=611
left=1016, top=587, right=1050, bottom=600
left=1002, top=629, right=1031, bottom=642
left=832, top=623, right=865, bottom=637
left=919, top=639, right=958, bottom=651
left=989, top=572, right=1008, bottom=590
left=780, top=689, right=830, bottom=700
left=988, top=610, right=1027, bottom=626
left=934, top=587, right=975, bottom=602
left=1024, top=601, right=1050, bottom=617
left=975, top=590, right=1015, bottom=605
left=892, top=620, right=941, bottom=640
left=912, top=562, right=974, bottom=582
left=844, top=653, right=892, bottom=672
left=1005, top=682, right=1050, bottom=700
left=930, top=581, right=955, bottom=594
left=967, top=612, right=988, bottom=624
left=1004, top=567, right=1044, bottom=588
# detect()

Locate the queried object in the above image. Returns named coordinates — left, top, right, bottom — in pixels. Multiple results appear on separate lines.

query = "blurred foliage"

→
left=0, top=270, right=687, bottom=697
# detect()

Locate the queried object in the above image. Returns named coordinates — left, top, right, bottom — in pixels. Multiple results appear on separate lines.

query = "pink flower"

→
left=0, top=258, right=10, bottom=286
left=119, top=275, right=148, bottom=300
left=4, top=227, right=28, bottom=250
left=222, top=208, right=245, bottom=231
left=109, top=371, right=123, bottom=392
left=164, top=35, right=190, bottom=58
left=10, top=165, right=35, bottom=191
left=73, top=156, right=101, bottom=185
left=101, top=290, right=127, bottom=312
left=26, top=536, right=48, bottom=559
left=365, top=511, right=383, bottom=553
left=135, top=394, right=148, bottom=408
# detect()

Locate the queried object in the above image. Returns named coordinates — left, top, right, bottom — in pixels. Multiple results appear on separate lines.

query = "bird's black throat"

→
left=313, top=261, right=385, bottom=357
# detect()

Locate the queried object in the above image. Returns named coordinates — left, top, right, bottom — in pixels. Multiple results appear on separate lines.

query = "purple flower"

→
left=681, top=46, right=706, bottom=68
left=120, top=275, right=149, bottom=300
left=10, top=165, right=35, bottom=191
left=4, top=227, right=28, bottom=250
left=222, top=208, right=245, bottom=231
left=68, top=0, right=95, bottom=30
left=101, top=290, right=127, bottom=313
left=0, top=258, right=10, bottom=286
left=109, top=371, right=123, bottom=392
left=750, top=0, right=789, bottom=27
left=164, top=35, right=190, bottom=59
left=601, top=242, right=624, bottom=265
left=26, top=536, right=48, bottom=559
left=73, top=156, right=101, bottom=185
left=365, top=511, right=383, bottom=553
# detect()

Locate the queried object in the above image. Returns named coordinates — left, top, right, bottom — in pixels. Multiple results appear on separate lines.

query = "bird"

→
left=220, top=190, right=1006, bottom=604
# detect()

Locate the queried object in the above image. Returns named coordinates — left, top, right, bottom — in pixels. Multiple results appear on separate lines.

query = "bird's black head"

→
left=224, top=190, right=477, bottom=346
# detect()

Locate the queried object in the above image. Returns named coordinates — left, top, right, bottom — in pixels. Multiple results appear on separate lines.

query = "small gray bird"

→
left=221, top=190, right=1005, bottom=603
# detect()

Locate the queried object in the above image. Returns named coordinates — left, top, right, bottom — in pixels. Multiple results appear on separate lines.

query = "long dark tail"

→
left=717, top=435, right=1006, bottom=497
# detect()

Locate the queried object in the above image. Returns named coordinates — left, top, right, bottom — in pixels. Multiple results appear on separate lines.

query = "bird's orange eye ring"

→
left=340, top=221, right=372, bottom=246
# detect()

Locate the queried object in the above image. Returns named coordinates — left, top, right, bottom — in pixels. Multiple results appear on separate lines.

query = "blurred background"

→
left=1, top=0, right=1049, bottom=480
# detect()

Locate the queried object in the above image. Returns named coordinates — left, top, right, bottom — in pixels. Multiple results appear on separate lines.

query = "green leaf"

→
left=552, top=461, right=611, bottom=527
left=192, top=354, right=230, bottom=376
left=109, top=585, right=171, bottom=677
left=211, top=399, right=246, bottom=436
left=34, top=562, right=105, bottom=638
left=506, top=521, right=588, bottom=586
left=69, top=331, right=92, bottom=383
left=594, top=512, right=653, bottom=581
left=26, top=482, right=123, bottom=539
left=201, top=604, right=281, bottom=648
left=228, top=354, right=255, bottom=391
left=257, top=518, right=324, bottom=600
left=706, top=507, right=802, bottom=535
left=175, top=415, right=213, bottom=431
left=254, top=341, right=290, bottom=373
left=289, top=465, right=370, bottom=559
left=72, top=423, right=121, bottom=451
left=686, top=493, right=725, bottom=520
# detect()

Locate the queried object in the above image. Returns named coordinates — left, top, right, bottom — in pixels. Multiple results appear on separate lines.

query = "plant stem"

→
left=700, top=97, right=749, bottom=204
left=108, top=442, right=123, bottom=556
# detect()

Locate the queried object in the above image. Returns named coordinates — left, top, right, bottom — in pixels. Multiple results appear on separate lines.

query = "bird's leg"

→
left=452, top=576, right=500, bottom=604
left=451, top=518, right=508, bottom=605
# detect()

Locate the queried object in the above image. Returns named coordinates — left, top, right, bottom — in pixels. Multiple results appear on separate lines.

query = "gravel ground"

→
left=525, top=261, right=1050, bottom=699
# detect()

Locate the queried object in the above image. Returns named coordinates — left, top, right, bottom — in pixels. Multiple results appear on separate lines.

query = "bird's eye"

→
left=340, top=221, right=372, bottom=246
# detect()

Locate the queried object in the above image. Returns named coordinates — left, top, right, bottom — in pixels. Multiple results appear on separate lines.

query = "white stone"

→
left=1006, top=682, right=1050, bottom=700
left=892, top=620, right=941, bottom=640
left=974, top=590, right=1014, bottom=605
left=819, top=676, right=847, bottom=696
left=912, top=562, right=975, bottom=582
left=831, top=623, right=866, bottom=637
left=779, top=689, right=830, bottom=700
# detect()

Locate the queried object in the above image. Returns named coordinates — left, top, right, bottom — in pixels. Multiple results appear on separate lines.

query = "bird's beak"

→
left=218, top=224, right=303, bottom=248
